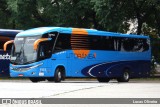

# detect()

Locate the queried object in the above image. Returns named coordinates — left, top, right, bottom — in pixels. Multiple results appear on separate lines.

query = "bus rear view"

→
left=5, top=27, right=151, bottom=82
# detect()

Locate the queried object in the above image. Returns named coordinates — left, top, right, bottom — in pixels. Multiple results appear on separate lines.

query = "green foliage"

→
left=91, top=0, right=129, bottom=32
left=0, top=0, right=159, bottom=36
left=1, top=0, right=159, bottom=35
left=0, top=0, right=12, bottom=28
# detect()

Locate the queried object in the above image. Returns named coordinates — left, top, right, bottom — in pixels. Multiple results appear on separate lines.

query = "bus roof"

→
left=16, top=27, right=149, bottom=39
left=0, top=29, right=23, bottom=38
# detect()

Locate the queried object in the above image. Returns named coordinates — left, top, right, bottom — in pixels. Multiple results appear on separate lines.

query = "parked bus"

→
left=0, top=29, right=22, bottom=77
left=4, top=27, right=151, bottom=82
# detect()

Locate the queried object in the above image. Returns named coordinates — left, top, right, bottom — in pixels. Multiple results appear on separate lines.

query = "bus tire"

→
left=29, top=78, right=39, bottom=83
left=117, top=69, right=130, bottom=82
left=54, top=67, right=64, bottom=83
left=97, top=77, right=110, bottom=83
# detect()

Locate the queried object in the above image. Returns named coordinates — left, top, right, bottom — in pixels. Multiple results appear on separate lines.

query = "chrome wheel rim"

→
left=124, top=72, right=129, bottom=80
left=58, top=71, right=61, bottom=80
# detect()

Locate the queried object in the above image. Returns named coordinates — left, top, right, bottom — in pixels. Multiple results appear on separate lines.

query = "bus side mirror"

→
left=3, top=40, right=14, bottom=51
left=33, top=38, right=51, bottom=50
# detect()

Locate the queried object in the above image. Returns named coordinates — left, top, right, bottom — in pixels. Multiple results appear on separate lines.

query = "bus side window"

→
left=114, top=37, right=122, bottom=51
left=55, top=41, right=62, bottom=50
left=107, top=37, right=115, bottom=51
left=105, top=36, right=115, bottom=51
left=54, top=34, right=71, bottom=53
left=122, top=38, right=135, bottom=52
left=39, top=45, right=45, bottom=57
left=39, top=41, right=52, bottom=59
left=132, top=39, right=149, bottom=52
left=0, top=41, right=4, bottom=50
left=91, top=37, right=99, bottom=50
left=133, top=39, right=143, bottom=52
left=0, top=36, right=11, bottom=51
left=90, top=36, right=115, bottom=51
left=142, top=39, right=149, bottom=51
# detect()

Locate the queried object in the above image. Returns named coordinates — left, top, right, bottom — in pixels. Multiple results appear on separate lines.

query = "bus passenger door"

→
left=52, top=33, right=71, bottom=77
left=38, top=41, right=54, bottom=76
left=37, top=32, right=59, bottom=77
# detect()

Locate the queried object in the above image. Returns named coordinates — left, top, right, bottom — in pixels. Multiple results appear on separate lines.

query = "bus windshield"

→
left=11, top=36, right=40, bottom=64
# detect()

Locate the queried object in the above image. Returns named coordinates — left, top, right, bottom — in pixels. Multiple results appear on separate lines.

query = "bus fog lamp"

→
left=31, top=72, right=35, bottom=75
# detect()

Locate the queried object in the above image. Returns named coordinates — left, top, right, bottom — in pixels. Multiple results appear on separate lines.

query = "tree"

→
left=0, top=0, right=160, bottom=37
left=52, top=0, right=97, bottom=28
left=91, top=0, right=129, bottom=32
left=0, top=0, right=13, bottom=28
left=91, top=0, right=160, bottom=35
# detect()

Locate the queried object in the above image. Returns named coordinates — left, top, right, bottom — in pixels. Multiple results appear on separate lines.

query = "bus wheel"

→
left=29, top=78, right=39, bottom=83
left=54, top=68, right=63, bottom=83
left=117, top=69, right=130, bottom=82
left=97, top=77, right=110, bottom=83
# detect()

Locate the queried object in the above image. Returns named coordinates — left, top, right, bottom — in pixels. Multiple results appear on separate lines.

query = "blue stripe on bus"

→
left=81, top=60, right=151, bottom=78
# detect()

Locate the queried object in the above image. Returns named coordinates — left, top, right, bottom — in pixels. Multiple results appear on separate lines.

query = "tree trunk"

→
left=137, top=18, right=143, bottom=35
left=155, top=10, right=160, bottom=37
left=12, top=20, right=16, bottom=29
left=92, top=12, right=98, bottom=29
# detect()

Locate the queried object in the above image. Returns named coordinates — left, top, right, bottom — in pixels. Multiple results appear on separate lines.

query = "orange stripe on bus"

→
left=33, top=38, right=49, bottom=50
left=72, top=28, right=88, bottom=35
left=3, top=40, right=14, bottom=51
left=71, top=28, right=90, bottom=58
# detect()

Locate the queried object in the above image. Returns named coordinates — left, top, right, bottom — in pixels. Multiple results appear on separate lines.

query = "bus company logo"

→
left=72, top=50, right=90, bottom=59
left=71, top=28, right=92, bottom=59
left=0, top=53, right=10, bottom=60
left=66, top=53, right=96, bottom=59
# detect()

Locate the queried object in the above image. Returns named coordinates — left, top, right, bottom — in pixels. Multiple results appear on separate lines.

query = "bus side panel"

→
left=81, top=60, right=151, bottom=78
left=80, top=50, right=151, bottom=78
left=105, top=61, right=151, bottom=78
left=66, top=50, right=98, bottom=77
left=66, top=48, right=151, bottom=78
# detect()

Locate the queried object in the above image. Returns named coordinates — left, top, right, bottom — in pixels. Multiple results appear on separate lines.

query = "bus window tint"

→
left=100, top=36, right=114, bottom=50
left=54, top=34, right=71, bottom=52
left=120, top=38, right=149, bottom=52
left=133, top=39, right=144, bottom=52
left=90, top=36, right=100, bottom=50
left=53, top=34, right=149, bottom=53
left=39, top=41, right=53, bottom=59
left=142, top=39, right=149, bottom=51
left=90, top=36, right=115, bottom=51
left=90, top=36, right=149, bottom=52
left=114, top=37, right=122, bottom=51
left=122, top=38, right=135, bottom=52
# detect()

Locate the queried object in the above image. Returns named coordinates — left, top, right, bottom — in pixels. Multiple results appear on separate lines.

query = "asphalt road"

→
left=0, top=79, right=159, bottom=107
